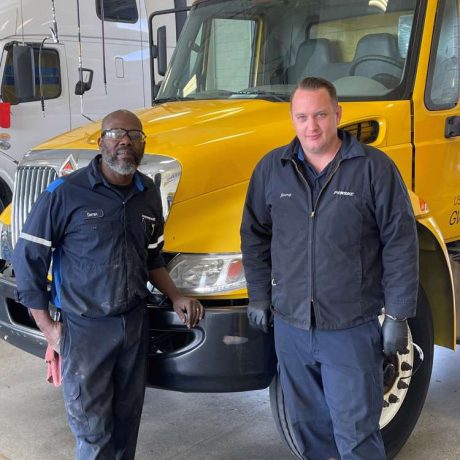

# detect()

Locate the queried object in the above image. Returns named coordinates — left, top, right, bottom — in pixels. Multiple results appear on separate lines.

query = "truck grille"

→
left=12, top=166, right=57, bottom=248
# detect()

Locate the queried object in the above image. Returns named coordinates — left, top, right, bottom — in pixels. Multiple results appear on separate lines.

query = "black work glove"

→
left=247, top=300, right=273, bottom=333
left=382, top=316, right=409, bottom=357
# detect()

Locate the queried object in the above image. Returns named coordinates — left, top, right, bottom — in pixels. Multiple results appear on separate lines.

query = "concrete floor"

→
left=0, top=340, right=459, bottom=460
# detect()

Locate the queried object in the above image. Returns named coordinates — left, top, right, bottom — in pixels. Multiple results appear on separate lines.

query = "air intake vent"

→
left=343, top=120, right=379, bottom=144
left=12, top=166, right=57, bottom=247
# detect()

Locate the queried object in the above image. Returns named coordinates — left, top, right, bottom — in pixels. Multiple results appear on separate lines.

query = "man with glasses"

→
left=13, top=109, right=204, bottom=459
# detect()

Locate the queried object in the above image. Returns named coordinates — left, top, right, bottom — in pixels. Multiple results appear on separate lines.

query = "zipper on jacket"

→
left=310, top=159, right=343, bottom=324
left=291, top=157, right=343, bottom=326
left=311, top=159, right=342, bottom=216
left=290, top=159, right=315, bottom=325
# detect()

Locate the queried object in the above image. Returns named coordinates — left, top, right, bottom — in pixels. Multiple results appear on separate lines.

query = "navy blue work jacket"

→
left=241, top=130, right=419, bottom=330
left=13, top=154, right=165, bottom=317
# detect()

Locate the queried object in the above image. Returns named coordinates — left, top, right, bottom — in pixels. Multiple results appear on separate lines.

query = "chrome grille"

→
left=12, top=166, right=57, bottom=248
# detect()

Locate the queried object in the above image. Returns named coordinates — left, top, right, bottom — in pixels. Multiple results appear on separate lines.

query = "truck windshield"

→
left=157, top=0, right=419, bottom=102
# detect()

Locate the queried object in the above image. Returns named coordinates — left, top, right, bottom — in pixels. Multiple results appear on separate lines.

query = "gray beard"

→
left=103, top=156, right=138, bottom=176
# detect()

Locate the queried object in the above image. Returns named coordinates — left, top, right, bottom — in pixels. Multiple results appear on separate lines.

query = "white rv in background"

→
left=0, top=0, right=189, bottom=210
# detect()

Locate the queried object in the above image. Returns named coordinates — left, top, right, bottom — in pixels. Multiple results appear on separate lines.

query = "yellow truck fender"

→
left=410, top=190, right=456, bottom=349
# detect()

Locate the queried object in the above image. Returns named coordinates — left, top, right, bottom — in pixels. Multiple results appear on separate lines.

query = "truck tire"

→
left=381, top=288, right=434, bottom=458
left=269, top=288, right=434, bottom=460
left=269, top=373, right=302, bottom=459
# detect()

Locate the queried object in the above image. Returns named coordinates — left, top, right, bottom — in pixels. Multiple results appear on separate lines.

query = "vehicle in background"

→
left=1, top=0, right=459, bottom=458
left=0, top=0, right=189, bottom=209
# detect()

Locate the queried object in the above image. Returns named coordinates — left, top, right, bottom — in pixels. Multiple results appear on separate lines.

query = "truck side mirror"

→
left=75, top=68, right=94, bottom=95
left=157, top=26, right=167, bottom=77
left=12, top=45, right=36, bottom=101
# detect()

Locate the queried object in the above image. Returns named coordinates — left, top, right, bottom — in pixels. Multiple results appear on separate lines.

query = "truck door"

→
left=0, top=42, right=70, bottom=161
left=68, top=0, right=148, bottom=127
left=413, top=0, right=460, bottom=242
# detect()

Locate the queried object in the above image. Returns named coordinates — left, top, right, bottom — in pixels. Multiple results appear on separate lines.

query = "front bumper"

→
left=148, top=303, right=276, bottom=392
left=0, top=273, right=276, bottom=393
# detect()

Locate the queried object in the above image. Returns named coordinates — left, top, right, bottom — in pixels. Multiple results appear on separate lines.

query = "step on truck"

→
left=0, top=0, right=459, bottom=458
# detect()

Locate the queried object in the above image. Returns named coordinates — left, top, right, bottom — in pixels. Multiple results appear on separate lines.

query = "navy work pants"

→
left=274, top=316, right=386, bottom=460
left=60, top=303, right=148, bottom=460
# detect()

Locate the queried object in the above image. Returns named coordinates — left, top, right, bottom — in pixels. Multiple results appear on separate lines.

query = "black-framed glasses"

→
left=101, top=128, right=146, bottom=143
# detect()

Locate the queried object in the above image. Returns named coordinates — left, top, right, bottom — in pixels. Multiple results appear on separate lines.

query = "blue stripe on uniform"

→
left=46, top=178, right=65, bottom=192
left=51, top=247, right=62, bottom=308
left=134, top=173, right=144, bottom=191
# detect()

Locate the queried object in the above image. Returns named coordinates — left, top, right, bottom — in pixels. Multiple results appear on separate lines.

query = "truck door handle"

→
left=445, top=116, right=460, bottom=138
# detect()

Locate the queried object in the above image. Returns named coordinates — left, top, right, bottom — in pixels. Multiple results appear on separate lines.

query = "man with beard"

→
left=13, top=110, right=204, bottom=459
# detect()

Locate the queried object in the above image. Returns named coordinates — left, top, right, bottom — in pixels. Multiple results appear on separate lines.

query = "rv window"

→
left=1, top=46, right=61, bottom=105
left=96, top=0, right=138, bottom=23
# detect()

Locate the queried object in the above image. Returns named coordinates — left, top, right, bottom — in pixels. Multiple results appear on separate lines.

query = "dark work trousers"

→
left=60, top=302, right=148, bottom=460
left=274, top=316, right=386, bottom=460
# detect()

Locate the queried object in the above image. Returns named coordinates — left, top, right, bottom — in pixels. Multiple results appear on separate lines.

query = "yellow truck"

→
left=0, top=0, right=458, bottom=457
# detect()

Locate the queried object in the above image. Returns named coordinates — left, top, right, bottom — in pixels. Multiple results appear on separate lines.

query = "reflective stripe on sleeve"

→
left=148, top=234, right=164, bottom=249
left=19, top=232, right=52, bottom=247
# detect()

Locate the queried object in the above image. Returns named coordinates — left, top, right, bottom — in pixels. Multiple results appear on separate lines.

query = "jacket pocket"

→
left=74, top=220, right=115, bottom=265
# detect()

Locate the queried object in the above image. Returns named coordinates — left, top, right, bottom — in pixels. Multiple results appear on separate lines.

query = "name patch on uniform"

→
left=83, top=209, right=104, bottom=219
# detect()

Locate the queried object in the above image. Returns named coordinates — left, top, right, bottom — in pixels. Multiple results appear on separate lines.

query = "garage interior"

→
left=1, top=340, right=459, bottom=459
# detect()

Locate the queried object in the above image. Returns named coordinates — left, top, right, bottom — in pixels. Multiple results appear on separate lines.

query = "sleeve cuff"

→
left=385, top=303, right=416, bottom=319
left=17, top=290, right=50, bottom=310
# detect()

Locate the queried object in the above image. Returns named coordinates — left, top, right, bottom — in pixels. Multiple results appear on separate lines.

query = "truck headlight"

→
left=167, top=253, right=246, bottom=295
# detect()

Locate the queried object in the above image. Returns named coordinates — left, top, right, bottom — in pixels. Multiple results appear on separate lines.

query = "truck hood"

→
left=34, top=99, right=409, bottom=252
left=35, top=99, right=296, bottom=204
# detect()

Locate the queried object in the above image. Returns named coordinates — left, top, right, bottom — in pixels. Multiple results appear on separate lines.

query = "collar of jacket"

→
left=87, top=154, right=149, bottom=192
left=280, top=129, right=367, bottom=165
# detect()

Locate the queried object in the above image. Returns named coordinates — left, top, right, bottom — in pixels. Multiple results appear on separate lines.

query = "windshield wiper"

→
left=155, top=90, right=289, bottom=104
left=236, top=89, right=288, bottom=102
left=154, top=96, right=196, bottom=104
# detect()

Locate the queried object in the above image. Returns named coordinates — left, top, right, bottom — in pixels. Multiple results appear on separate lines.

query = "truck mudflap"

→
left=147, top=304, right=277, bottom=392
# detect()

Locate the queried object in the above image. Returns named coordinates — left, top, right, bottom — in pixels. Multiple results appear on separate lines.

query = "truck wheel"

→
left=381, top=288, right=434, bottom=458
left=269, top=288, right=434, bottom=460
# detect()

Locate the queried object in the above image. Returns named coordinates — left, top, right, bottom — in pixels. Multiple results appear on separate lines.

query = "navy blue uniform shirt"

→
left=13, top=154, right=165, bottom=318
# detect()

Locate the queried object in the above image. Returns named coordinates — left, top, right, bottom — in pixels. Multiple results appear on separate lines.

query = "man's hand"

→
left=30, top=309, right=63, bottom=353
left=172, top=296, right=204, bottom=328
left=382, top=316, right=409, bottom=357
left=43, top=321, right=64, bottom=353
left=149, top=267, right=204, bottom=328
left=247, top=300, right=272, bottom=333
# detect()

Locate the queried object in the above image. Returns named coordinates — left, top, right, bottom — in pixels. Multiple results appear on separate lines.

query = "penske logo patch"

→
left=333, top=190, right=355, bottom=197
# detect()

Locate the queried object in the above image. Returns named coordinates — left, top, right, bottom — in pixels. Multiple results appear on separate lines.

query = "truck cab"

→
left=0, top=0, right=459, bottom=458
left=0, top=0, right=188, bottom=209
